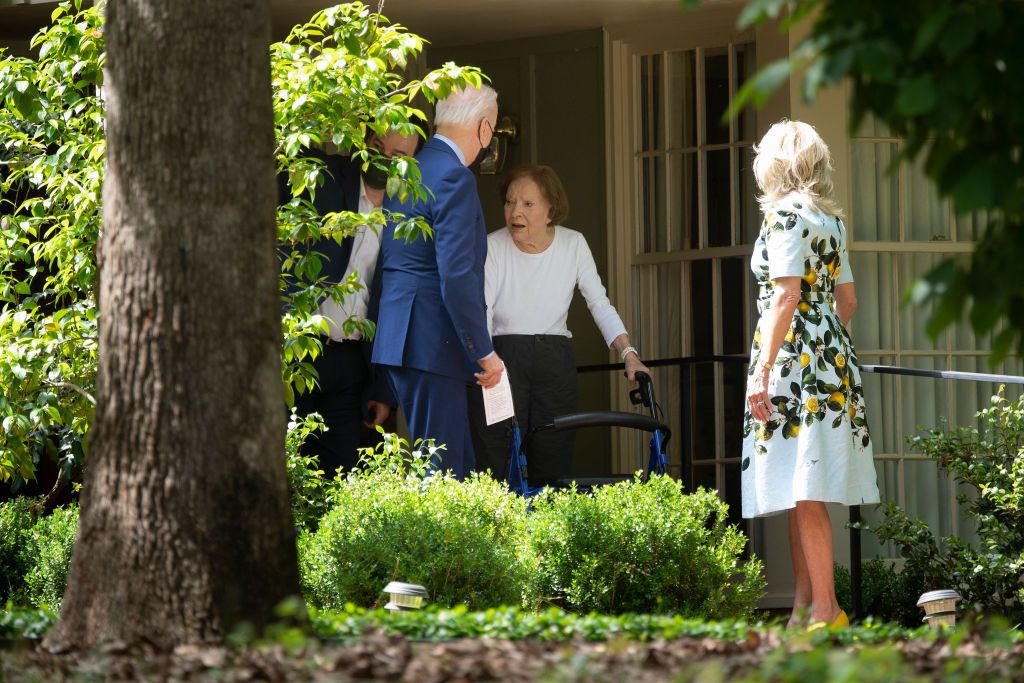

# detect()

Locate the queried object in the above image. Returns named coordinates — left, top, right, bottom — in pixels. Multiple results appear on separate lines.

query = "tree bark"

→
left=44, top=0, right=299, bottom=651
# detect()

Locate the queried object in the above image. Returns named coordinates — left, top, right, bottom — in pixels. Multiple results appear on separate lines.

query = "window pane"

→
left=722, top=362, right=746, bottom=460
left=703, top=48, right=729, bottom=145
left=670, top=152, right=698, bottom=249
left=640, top=54, right=663, bottom=152
left=668, top=50, right=697, bottom=150
left=656, top=262, right=682, bottom=358
left=692, top=363, right=717, bottom=461
left=641, top=155, right=667, bottom=252
left=955, top=208, right=994, bottom=242
left=722, top=457, right=744, bottom=530
left=847, top=251, right=896, bottom=350
left=898, top=253, right=944, bottom=352
left=900, top=356, right=950, bottom=447
left=851, top=141, right=899, bottom=241
left=860, top=458, right=900, bottom=558
left=854, top=113, right=893, bottom=138
left=949, top=254, right=989, bottom=352
left=721, top=257, right=747, bottom=355
left=707, top=149, right=731, bottom=247
left=690, top=259, right=713, bottom=356
left=693, top=462, right=716, bottom=490
left=738, top=145, right=760, bottom=244
left=734, top=43, right=756, bottom=143
left=904, top=155, right=949, bottom=241
left=858, top=354, right=899, bottom=454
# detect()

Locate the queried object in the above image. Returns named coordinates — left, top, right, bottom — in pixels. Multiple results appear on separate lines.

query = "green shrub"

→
left=285, top=411, right=330, bottom=532
left=871, top=388, right=1024, bottom=624
left=0, top=498, right=38, bottom=603
left=22, top=503, right=77, bottom=610
left=527, top=476, right=765, bottom=618
left=834, top=559, right=925, bottom=627
left=299, top=434, right=538, bottom=610
left=0, top=499, right=77, bottom=610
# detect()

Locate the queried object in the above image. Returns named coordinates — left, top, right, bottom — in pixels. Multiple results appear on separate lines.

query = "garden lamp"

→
left=917, top=589, right=961, bottom=630
left=383, top=582, right=428, bottom=611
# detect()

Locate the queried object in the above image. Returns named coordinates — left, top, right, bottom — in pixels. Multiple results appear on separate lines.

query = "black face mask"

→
left=362, top=161, right=389, bottom=190
left=472, top=145, right=491, bottom=168
left=472, top=119, right=494, bottom=168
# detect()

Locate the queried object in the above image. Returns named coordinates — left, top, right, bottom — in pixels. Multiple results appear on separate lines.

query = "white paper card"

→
left=482, top=370, right=515, bottom=425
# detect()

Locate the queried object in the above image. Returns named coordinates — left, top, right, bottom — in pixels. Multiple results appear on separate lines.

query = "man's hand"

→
left=475, top=353, right=504, bottom=388
left=363, top=400, right=391, bottom=429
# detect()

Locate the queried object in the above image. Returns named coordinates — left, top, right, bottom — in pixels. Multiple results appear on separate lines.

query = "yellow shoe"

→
left=807, top=609, right=849, bottom=631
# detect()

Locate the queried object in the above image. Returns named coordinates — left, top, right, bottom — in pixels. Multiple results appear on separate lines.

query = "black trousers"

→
left=294, top=339, right=383, bottom=476
left=468, top=335, right=577, bottom=486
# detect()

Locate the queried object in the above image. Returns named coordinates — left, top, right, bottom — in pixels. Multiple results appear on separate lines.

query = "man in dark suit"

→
left=280, top=129, right=421, bottom=476
left=373, top=85, right=504, bottom=480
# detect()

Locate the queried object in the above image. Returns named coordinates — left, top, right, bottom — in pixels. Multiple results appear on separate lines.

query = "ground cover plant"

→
left=3, top=602, right=1023, bottom=682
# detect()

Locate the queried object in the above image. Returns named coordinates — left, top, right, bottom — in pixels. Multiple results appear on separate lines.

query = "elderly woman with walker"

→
left=469, top=164, right=651, bottom=487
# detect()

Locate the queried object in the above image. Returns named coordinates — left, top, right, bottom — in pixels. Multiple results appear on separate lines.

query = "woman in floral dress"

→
left=743, top=120, right=879, bottom=629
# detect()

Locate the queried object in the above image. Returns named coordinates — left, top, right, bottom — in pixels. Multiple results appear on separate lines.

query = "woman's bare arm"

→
left=747, top=276, right=801, bottom=423
left=834, top=282, right=857, bottom=327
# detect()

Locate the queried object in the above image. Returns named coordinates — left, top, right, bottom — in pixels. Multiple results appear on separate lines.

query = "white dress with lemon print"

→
left=741, top=199, right=880, bottom=518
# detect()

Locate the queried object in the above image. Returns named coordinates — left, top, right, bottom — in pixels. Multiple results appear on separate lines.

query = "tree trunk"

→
left=44, top=0, right=299, bottom=651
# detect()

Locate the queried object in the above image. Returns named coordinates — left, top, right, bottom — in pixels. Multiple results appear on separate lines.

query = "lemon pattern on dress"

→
left=740, top=201, right=879, bottom=518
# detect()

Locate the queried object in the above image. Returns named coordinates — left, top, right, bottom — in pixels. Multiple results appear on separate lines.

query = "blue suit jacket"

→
left=372, top=137, right=493, bottom=381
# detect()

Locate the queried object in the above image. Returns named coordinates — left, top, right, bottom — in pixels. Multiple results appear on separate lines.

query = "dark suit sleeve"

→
left=434, top=168, right=494, bottom=363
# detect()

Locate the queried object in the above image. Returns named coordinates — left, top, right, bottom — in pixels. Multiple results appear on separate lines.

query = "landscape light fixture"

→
left=916, top=589, right=961, bottom=630
left=383, top=581, right=428, bottom=611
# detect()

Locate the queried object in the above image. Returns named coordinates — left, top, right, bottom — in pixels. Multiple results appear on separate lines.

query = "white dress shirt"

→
left=485, top=226, right=628, bottom=346
left=317, top=178, right=379, bottom=341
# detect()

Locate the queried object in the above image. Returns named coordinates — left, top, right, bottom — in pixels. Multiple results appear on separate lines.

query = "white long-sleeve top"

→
left=485, top=226, right=628, bottom=346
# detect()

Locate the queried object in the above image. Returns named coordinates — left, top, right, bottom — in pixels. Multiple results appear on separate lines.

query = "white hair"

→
left=753, top=119, right=843, bottom=217
left=434, top=84, right=498, bottom=128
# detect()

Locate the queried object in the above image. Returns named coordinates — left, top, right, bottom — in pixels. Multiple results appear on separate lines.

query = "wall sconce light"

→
left=383, top=581, right=428, bottom=611
left=917, top=589, right=961, bottom=630
left=479, top=115, right=519, bottom=175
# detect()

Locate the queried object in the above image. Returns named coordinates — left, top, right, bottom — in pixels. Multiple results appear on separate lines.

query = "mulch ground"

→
left=2, top=629, right=1024, bottom=682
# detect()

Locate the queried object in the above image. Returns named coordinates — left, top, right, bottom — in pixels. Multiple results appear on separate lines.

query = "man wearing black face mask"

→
left=279, top=127, right=422, bottom=476
left=374, top=85, right=503, bottom=481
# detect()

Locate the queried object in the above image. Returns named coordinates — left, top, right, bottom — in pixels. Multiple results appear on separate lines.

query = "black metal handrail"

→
left=577, top=354, right=1024, bottom=619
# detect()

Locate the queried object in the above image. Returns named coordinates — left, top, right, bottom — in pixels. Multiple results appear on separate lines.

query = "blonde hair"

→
left=752, top=120, right=843, bottom=217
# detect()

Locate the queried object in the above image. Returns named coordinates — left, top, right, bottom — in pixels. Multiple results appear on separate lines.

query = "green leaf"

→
left=895, top=76, right=937, bottom=117
left=969, top=293, right=1003, bottom=336
left=912, top=8, right=951, bottom=58
left=951, top=165, right=995, bottom=214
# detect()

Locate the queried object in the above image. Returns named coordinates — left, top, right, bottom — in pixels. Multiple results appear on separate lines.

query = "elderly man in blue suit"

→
left=373, top=85, right=504, bottom=480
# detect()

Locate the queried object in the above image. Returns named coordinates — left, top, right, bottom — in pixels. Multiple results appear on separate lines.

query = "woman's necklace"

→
left=517, top=227, right=556, bottom=254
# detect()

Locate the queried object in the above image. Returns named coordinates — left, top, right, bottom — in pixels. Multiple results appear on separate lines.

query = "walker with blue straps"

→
left=504, top=371, right=670, bottom=498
